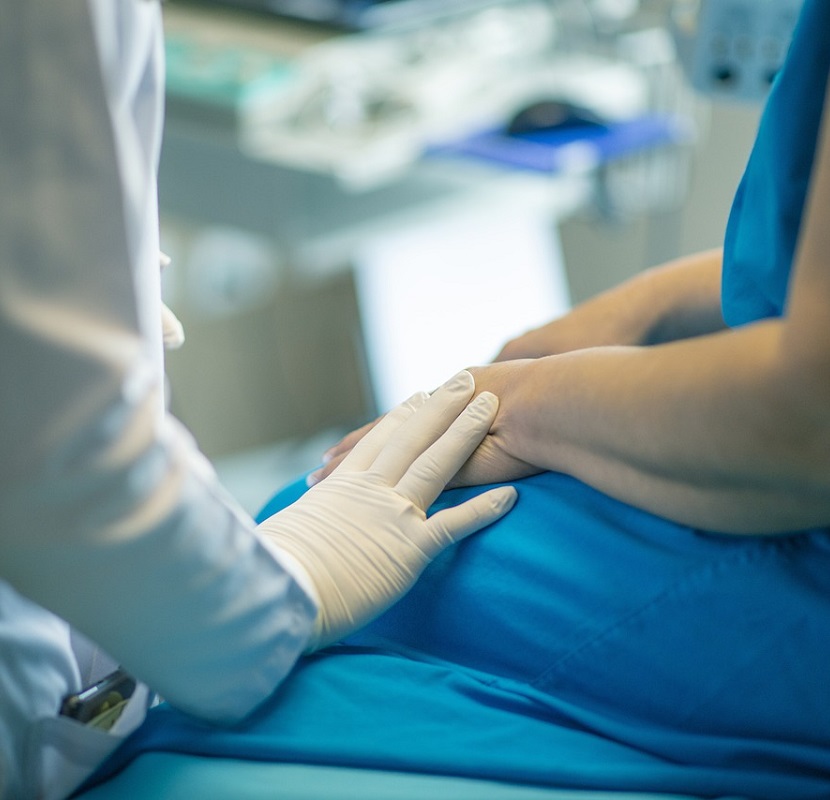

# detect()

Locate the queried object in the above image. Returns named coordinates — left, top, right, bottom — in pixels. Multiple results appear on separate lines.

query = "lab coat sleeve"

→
left=0, top=0, right=316, bottom=724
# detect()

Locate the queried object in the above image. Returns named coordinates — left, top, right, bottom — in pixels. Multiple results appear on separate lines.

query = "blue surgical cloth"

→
left=721, top=0, right=830, bottom=326
left=84, top=472, right=830, bottom=799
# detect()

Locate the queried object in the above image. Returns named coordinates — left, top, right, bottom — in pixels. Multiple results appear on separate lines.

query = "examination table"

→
left=78, top=756, right=746, bottom=800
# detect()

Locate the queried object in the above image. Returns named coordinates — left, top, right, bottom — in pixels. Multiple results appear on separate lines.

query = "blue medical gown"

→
left=84, top=4, right=830, bottom=798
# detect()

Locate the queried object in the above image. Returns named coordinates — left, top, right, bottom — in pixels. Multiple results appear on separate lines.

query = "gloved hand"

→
left=257, top=370, right=518, bottom=651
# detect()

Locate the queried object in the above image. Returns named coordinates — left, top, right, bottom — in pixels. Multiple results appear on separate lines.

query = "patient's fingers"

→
left=324, top=421, right=377, bottom=463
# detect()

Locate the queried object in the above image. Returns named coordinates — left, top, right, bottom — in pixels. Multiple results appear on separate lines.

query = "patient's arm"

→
left=495, top=248, right=726, bottom=362
left=313, top=251, right=726, bottom=486
left=459, top=82, right=830, bottom=534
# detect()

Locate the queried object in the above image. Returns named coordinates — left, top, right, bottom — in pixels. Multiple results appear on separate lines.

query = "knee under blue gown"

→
left=84, top=4, right=830, bottom=798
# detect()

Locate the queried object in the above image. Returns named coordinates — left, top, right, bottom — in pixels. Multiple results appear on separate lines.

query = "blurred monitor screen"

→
left=186, top=0, right=499, bottom=29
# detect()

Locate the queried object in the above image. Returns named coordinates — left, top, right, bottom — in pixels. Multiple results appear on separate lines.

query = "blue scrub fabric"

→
left=721, top=0, right=830, bottom=326
left=81, top=5, right=830, bottom=798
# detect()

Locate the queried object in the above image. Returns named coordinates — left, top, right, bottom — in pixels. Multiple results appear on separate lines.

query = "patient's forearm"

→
left=636, top=249, right=726, bottom=345
left=477, top=320, right=830, bottom=534
left=496, top=249, right=726, bottom=362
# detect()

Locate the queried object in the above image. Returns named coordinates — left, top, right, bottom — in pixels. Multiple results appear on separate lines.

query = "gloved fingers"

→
left=158, top=251, right=185, bottom=350
left=423, top=486, right=518, bottom=556
left=306, top=416, right=383, bottom=486
left=369, top=370, right=476, bottom=484
left=396, top=391, right=499, bottom=509
left=336, top=391, right=429, bottom=473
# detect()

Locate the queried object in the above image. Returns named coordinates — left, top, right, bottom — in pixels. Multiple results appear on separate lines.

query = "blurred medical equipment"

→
left=671, top=0, right=804, bottom=102
left=164, top=0, right=802, bottom=189
left=193, top=0, right=503, bottom=29
left=165, top=0, right=688, bottom=188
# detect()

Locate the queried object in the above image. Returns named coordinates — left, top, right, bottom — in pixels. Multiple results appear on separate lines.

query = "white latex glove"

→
left=257, top=370, right=517, bottom=651
left=159, top=251, right=185, bottom=350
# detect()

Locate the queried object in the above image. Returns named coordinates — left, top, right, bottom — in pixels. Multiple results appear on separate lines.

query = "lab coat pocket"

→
left=35, top=684, right=149, bottom=800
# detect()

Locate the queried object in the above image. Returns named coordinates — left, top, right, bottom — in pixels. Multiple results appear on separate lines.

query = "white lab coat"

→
left=0, top=1, right=316, bottom=797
